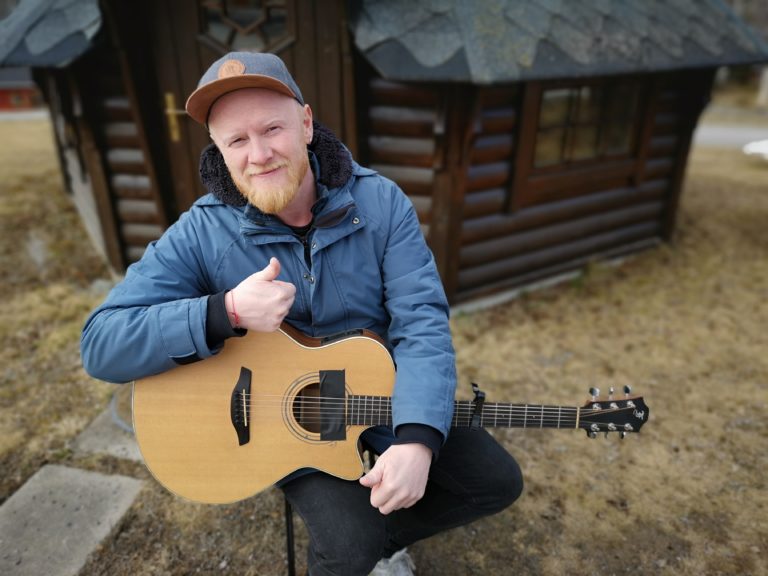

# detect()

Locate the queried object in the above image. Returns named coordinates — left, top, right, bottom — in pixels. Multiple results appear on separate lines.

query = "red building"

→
left=0, top=68, right=42, bottom=110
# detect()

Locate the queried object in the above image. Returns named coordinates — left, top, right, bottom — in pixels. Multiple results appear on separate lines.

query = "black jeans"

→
left=280, top=428, right=523, bottom=576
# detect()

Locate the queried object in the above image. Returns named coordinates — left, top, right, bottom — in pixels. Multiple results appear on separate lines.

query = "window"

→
left=507, top=77, right=648, bottom=211
left=200, top=0, right=290, bottom=53
left=533, top=81, right=640, bottom=169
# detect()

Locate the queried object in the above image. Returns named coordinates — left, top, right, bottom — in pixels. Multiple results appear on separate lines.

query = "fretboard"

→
left=346, top=396, right=582, bottom=430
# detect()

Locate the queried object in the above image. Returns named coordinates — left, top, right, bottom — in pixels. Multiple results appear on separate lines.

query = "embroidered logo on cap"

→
left=217, top=59, right=246, bottom=79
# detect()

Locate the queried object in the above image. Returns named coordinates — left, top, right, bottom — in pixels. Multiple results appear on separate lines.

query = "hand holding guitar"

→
left=359, top=443, right=432, bottom=515
left=226, top=257, right=296, bottom=332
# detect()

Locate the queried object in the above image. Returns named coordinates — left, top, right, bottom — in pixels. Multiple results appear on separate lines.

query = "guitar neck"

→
left=347, top=397, right=582, bottom=430
left=452, top=400, right=581, bottom=430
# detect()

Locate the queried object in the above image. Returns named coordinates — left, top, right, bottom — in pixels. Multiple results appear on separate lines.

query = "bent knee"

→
left=480, top=454, right=524, bottom=513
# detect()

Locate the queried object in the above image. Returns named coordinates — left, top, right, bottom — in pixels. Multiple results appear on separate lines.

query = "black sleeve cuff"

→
left=206, top=291, right=246, bottom=350
left=392, top=424, right=444, bottom=460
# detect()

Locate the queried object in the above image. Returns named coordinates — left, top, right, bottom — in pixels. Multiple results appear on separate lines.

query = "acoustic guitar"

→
left=133, top=324, right=649, bottom=504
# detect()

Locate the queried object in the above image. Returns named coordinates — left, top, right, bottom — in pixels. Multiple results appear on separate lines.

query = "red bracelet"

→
left=229, top=291, right=240, bottom=328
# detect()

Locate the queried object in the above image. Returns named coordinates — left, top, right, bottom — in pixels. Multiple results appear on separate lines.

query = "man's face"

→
left=208, top=88, right=313, bottom=214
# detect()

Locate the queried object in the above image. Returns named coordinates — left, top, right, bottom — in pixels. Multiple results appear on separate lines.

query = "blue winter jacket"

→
left=80, top=124, right=457, bottom=445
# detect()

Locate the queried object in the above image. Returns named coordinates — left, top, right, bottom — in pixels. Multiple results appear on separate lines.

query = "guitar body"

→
left=132, top=325, right=395, bottom=504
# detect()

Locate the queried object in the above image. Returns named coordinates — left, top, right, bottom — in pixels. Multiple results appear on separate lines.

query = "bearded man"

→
left=81, top=52, right=522, bottom=576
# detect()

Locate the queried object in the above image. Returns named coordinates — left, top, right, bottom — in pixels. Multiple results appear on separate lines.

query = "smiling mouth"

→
left=248, top=165, right=285, bottom=178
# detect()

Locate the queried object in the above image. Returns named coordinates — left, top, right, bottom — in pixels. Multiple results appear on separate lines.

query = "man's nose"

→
left=247, top=138, right=273, bottom=165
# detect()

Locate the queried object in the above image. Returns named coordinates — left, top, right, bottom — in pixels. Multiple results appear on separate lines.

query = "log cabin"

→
left=2, top=0, right=767, bottom=303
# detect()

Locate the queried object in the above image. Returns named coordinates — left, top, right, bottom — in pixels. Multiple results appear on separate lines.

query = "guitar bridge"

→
left=230, top=367, right=251, bottom=446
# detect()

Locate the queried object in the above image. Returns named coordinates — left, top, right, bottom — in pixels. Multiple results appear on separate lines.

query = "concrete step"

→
left=0, top=465, right=143, bottom=576
left=70, top=406, right=141, bottom=463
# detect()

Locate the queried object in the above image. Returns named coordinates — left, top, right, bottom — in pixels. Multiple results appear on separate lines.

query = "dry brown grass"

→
left=0, top=118, right=111, bottom=496
left=1, top=116, right=766, bottom=575
left=444, top=145, right=768, bottom=575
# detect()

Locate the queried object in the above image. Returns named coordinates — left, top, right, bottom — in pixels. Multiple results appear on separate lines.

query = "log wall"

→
left=359, top=77, right=445, bottom=240
left=357, top=69, right=712, bottom=304
left=452, top=72, right=711, bottom=303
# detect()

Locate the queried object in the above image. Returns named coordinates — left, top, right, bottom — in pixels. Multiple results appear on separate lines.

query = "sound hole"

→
left=292, top=383, right=321, bottom=433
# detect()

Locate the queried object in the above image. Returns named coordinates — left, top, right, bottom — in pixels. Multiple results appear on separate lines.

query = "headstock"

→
left=580, top=386, right=649, bottom=438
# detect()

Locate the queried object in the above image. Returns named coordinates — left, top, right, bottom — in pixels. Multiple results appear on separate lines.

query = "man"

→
left=81, top=52, right=522, bottom=575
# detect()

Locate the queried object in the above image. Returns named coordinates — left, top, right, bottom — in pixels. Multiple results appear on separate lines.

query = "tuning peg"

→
left=608, top=387, right=615, bottom=400
left=588, top=431, right=598, bottom=439
left=623, top=385, right=632, bottom=397
left=619, top=431, right=628, bottom=439
left=589, top=387, right=599, bottom=400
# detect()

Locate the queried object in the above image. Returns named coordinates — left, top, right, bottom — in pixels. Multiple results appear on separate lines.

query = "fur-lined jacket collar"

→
left=198, top=121, right=353, bottom=207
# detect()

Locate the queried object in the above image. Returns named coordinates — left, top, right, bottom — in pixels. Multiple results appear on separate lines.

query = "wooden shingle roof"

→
left=350, top=0, right=768, bottom=83
left=0, top=0, right=101, bottom=68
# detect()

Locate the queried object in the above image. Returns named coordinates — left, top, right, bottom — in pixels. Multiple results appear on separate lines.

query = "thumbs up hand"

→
left=226, top=257, right=296, bottom=332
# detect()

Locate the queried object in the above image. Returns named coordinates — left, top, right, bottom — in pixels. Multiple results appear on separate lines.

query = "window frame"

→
left=508, top=77, right=648, bottom=212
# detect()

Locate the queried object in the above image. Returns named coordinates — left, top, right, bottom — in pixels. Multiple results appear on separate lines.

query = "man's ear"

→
left=303, top=104, right=314, bottom=144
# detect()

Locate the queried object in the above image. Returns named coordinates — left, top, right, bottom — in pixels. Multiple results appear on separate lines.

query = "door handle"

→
left=164, top=92, right=185, bottom=142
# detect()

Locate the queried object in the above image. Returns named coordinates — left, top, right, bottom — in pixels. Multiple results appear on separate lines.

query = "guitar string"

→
left=226, top=416, right=611, bottom=428
left=238, top=399, right=605, bottom=415
left=233, top=403, right=618, bottom=425
left=236, top=405, right=621, bottom=426
left=238, top=393, right=628, bottom=409
left=240, top=401, right=600, bottom=416
left=229, top=417, right=619, bottom=430
left=241, top=399, right=585, bottom=409
left=238, top=394, right=592, bottom=410
left=240, top=405, right=592, bottom=418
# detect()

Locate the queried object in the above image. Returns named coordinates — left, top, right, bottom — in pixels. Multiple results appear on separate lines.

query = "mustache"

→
left=245, top=163, right=287, bottom=177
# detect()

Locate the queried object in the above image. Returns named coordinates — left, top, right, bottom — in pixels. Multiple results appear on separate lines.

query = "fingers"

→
left=251, top=257, right=281, bottom=282
left=359, top=444, right=431, bottom=515
left=358, top=467, right=382, bottom=488
left=228, top=258, right=296, bottom=332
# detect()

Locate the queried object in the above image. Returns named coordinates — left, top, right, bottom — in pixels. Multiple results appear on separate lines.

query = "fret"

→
left=379, top=397, right=387, bottom=426
left=523, top=404, right=528, bottom=428
left=539, top=405, right=544, bottom=428
left=557, top=406, right=561, bottom=429
left=357, top=395, right=362, bottom=426
left=368, top=395, right=373, bottom=426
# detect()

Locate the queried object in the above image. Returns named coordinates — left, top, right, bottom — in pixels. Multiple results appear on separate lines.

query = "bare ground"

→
left=0, top=113, right=766, bottom=576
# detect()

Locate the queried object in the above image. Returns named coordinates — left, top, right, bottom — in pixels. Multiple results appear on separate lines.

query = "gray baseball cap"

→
left=185, top=51, right=304, bottom=124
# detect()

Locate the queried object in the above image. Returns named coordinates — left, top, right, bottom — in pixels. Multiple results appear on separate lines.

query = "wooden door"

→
left=149, top=0, right=356, bottom=215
